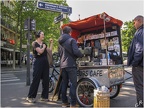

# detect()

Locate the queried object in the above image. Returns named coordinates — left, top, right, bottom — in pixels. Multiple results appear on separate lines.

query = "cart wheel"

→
left=49, top=77, right=55, bottom=93
left=110, top=85, right=120, bottom=99
left=76, top=78, right=96, bottom=107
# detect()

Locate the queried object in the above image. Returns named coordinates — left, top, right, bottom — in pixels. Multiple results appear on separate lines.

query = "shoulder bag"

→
left=47, top=48, right=53, bottom=66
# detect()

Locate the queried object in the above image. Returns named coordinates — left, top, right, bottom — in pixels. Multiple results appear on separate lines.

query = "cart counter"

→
left=77, top=65, right=124, bottom=87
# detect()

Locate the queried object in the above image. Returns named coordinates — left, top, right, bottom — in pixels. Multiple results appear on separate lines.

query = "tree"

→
left=3, top=0, right=70, bottom=52
left=121, top=21, right=136, bottom=52
left=20, top=0, right=70, bottom=52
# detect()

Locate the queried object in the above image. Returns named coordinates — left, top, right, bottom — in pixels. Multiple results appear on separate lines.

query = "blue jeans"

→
left=61, top=67, right=77, bottom=106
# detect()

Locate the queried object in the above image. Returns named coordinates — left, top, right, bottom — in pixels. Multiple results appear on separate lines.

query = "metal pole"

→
left=60, top=20, right=63, bottom=35
left=13, top=35, right=16, bottom=70
left=26, top=17, right=31, bottom=86
left=103, top=17, right=108, bottom=65
left=19, top=0, right=24, bottom=68
left=60, top=11, right=63, bottom=35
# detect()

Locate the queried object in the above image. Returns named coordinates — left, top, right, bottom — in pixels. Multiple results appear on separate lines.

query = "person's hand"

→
left=43, top=44, right=46, bottom=49
left=49, top=38, right=53, bottom=43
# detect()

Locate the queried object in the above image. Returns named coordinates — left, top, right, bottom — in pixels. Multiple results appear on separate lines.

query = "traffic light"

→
left=24, top=19, right=28, bottom=31
left=24, top=18, right=36, bottom=31
left=30, top=19, right=36, bottom=31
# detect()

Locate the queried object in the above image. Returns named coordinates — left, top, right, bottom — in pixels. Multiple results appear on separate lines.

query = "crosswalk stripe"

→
left=2, top=77, right=18, bottom=80
left=1, top=73, right=20, bottom=83
left=2, top=74, right=15, bottom=77
left=1, top=82, right=26, bottom=86
left=1, top=79, right=20, bottom=82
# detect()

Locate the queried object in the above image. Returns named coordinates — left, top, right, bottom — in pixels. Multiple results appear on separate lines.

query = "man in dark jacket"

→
left=58, top=26, right=83, bottom=107
left=127, top=15, right=143, bottom=107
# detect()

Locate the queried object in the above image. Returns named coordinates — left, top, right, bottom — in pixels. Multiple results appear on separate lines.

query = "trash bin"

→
left=94, top=86, right=110, bottom=107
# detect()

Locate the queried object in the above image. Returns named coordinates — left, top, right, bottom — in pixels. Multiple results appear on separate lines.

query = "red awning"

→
left=62, top=12, right=123, bottom=40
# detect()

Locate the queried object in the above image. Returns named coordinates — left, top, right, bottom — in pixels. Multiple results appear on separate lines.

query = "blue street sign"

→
left=54, top=14, right=66, bottom=24
left=37, top=1, right=72, bottom=14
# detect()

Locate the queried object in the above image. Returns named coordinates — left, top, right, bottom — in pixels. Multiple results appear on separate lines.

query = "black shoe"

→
left=40, top=97, right=50, bottom=102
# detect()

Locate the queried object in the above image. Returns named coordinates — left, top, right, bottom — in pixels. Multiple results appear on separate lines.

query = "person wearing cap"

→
left=26, top=30, right=53, bottom=103
left=58, top=26, right=83, bottom=108
left=127, top=15, right=143, bottom=107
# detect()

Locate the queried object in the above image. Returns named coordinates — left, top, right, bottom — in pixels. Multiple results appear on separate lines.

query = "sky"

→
left=66, top=0, right=144, bottom=23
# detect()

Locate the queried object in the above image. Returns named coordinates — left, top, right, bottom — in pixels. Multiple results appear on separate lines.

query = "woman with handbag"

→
left=26, top=30, right=53, bottom=103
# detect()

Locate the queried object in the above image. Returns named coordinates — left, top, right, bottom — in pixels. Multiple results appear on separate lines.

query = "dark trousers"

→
left=61, top=67, right=77, bottom=106
left=28, top=57, right=49, bottom=99
left=132, top=66, right=143, bottom=107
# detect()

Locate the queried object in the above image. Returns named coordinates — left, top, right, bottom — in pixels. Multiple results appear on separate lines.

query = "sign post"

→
left=37, top=1, right=72, bottom=14
left=54, top=13, right=66, bottom=24
left=24, top=17, right=36, bottom=86
left=36, top=1, right=72, bottom=34
left=26, top=17, right=31, bottom=86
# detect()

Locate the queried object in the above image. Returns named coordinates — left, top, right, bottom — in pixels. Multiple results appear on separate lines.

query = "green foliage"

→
left=3, top=0, right=70, bottom=52
left=121, top=21, right=136, bottom=52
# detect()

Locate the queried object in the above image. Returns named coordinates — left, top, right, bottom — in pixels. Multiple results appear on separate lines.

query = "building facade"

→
left=1, top=0, right=20, bottom=67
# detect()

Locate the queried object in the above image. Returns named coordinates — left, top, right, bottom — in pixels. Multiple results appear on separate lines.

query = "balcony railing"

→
left=1, top=19, right=17, bottom=32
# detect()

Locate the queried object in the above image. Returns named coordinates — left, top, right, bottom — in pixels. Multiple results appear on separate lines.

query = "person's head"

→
left=62, top=26, right=72, bottom=34
left=34, top=30, right=44, bottom=40
left=133, top=15, right=144, bottom=29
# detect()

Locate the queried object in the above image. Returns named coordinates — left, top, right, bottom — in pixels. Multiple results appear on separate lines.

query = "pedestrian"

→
left=26, top=30, right=53, bottom=103
left=127, top=15, right=143, bottom=107
left=24, top=55, right=27, bottom=65
left=58, top=26, right=83, bottom=108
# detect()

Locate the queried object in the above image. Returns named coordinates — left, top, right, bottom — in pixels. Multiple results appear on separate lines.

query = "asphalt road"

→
left=1, top=66, right=137, bottom=107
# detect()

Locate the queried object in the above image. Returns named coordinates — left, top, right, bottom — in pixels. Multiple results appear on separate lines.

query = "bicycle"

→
left=49, top=65, right=60, bottom=93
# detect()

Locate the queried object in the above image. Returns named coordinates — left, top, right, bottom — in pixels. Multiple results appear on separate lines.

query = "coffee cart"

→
left=61, top=12, right=124, bottom=107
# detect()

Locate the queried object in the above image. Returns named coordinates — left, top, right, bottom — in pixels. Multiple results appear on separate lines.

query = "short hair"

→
left=134, top=15, right=144, bottom=22
left=62, top=26, right=72, bottom=34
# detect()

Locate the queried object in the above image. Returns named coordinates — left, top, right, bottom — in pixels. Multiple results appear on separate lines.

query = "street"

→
left=1, top=66, right=137, bottom=107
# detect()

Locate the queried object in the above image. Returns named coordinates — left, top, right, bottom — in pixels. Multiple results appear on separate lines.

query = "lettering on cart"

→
left=77, top=70, right=103, bottom=77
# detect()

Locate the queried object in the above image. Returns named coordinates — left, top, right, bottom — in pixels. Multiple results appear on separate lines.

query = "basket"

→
left=94, top=91, right=110, bottom=108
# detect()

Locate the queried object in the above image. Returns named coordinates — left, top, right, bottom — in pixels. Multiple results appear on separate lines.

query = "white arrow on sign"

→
left=39, top=3, right=43, bottom=7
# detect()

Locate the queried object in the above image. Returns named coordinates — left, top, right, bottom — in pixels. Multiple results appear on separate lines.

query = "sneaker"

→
left=26, top=97, right=36, bottom=103
left=40, top=97, right=50, bottom=102
left=62, top=103, right=70, bottom=107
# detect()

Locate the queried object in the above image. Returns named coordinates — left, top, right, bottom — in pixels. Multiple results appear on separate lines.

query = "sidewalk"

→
left=1, top=65, right=132, bottom=107
left=124, top=66, right=132, bottom=71
left=1, top=83, right=62, bottom=107
left=1, top=65, right=62, bottom=107
left=1, top=65, right=32, bottom=73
